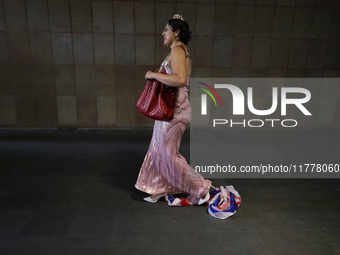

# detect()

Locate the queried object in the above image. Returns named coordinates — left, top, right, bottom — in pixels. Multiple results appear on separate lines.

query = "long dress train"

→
left=134, top=59, right=212, bottom=202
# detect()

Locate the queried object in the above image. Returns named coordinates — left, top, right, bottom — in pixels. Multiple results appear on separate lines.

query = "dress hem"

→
left=135, top=181, right=212, bottom=199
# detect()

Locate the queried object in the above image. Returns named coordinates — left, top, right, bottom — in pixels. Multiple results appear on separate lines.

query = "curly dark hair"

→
left=168, top=18, right=192, bottom=45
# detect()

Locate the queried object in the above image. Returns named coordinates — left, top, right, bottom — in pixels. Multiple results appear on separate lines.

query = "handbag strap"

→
left=151, top=64, right=166, bottom=74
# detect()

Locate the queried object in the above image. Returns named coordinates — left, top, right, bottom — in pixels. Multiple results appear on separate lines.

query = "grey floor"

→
left=0, top=128, right=339, bottom=255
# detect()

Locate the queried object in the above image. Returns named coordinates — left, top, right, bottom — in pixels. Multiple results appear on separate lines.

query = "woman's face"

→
left=162, top=24, right=177, bottom=46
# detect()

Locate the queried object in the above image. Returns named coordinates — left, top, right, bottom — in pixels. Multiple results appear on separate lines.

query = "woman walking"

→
left=135, top=14, right=214, bottom=206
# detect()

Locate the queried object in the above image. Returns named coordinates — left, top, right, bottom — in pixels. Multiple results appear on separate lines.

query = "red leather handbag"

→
left=136, top=65, right=176, bottom=121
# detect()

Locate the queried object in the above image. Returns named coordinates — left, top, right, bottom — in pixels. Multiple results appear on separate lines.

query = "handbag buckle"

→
left=161, top=84, right=172, bottom=92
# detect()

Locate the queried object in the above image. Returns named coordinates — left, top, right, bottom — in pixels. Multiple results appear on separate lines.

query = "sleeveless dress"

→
left=134, top=53, right=212, bottom=202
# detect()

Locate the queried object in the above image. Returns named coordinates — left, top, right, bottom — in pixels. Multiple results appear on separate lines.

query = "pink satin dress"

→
left=134, top=58, right=212, bottom=202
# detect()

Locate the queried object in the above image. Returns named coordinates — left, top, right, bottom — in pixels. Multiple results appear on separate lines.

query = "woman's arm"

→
left=145, top=46, right=187, bottom=88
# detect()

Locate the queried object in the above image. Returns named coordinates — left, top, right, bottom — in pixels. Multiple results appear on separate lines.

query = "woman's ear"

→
left=174, top=30, right=180, bottom=41
left=174, top=29, right=180, bottom=37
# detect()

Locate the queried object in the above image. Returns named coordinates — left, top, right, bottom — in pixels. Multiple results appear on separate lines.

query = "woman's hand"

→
left=145, top=71, right=155, bottom=80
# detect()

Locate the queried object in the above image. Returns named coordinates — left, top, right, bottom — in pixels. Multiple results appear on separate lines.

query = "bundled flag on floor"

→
left=208, top=185, right=241, bottom=219
left=165, top=193, right=200, bottom=206
left=165, top=185, right=241, bottom=219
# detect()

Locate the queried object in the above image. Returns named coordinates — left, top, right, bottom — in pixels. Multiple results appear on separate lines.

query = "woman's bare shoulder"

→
left=170, top=45, right=186, bottom=55
left=169, top=45, right=187, bottom=61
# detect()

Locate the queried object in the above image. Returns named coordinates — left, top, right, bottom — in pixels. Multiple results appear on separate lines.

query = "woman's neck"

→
left=170, top=41, right=184, bottom=49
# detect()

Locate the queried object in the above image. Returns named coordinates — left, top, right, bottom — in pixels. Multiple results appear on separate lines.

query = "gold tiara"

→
left=173, top=13, right=185, bottom=21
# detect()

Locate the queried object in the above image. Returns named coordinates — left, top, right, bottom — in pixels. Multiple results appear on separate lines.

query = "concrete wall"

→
left=0, top=0, right=339, bottom=128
